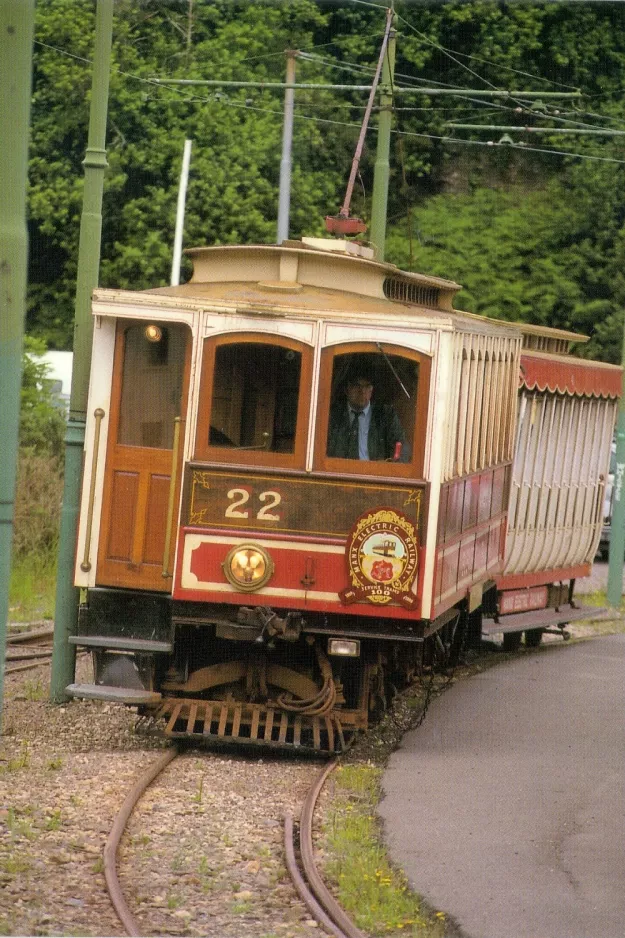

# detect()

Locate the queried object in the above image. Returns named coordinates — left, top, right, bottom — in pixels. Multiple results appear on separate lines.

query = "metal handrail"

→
left=162, top=416, right=182, bottom=579
left=80, top=408, right=105, bottom=573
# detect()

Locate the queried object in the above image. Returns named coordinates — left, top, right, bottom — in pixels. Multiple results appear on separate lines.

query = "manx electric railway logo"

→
left=340, top=509, right=419, bottom=608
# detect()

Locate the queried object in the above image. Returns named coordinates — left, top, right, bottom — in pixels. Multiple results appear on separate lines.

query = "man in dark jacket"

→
left=327, top=373, right=408, bottom=461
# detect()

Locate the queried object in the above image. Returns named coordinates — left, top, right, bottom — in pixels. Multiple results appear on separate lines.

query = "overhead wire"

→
left=395, top=12, right=623, bottom=136
left=33, top=37, right=625, bottom=167
left=299, top=38, right=625, bottom=134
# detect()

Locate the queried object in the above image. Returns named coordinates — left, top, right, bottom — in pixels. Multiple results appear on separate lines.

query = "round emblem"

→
left=340, top=509, right=419, bottom=608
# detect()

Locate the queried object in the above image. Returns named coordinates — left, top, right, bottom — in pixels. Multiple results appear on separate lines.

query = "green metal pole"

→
left=606, top=321, right=625, bottom=607
left=50, top=0, right=114, bottom=702
left=370, top=13, right=396, bottom=262
left=0, top=0, right=35, bottom=727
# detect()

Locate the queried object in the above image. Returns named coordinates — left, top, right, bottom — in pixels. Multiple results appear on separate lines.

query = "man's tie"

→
left=348, top=410, right=363, bottom=459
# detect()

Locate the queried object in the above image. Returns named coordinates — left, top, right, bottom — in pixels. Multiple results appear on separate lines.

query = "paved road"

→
left=380, top=636, right=625, bottom=938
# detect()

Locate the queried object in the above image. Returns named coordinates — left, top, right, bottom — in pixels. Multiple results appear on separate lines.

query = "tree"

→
left=20, top=337, right=66, bottom=457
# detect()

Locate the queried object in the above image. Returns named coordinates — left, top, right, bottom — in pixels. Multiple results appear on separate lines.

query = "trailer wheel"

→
left=524, top=628, right=544, bottom=647
left=502, top=631, right=522, bottom=652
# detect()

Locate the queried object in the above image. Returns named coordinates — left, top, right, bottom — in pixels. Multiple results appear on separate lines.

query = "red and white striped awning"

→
left=520, top=352, right=622, bottom=399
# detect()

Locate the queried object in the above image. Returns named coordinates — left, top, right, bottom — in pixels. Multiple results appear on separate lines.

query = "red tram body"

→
left=68, top=238, right=620, bottom=752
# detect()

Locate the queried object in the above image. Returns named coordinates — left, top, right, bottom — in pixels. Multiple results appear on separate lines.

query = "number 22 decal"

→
left=225, top=488, right=282, bottom=521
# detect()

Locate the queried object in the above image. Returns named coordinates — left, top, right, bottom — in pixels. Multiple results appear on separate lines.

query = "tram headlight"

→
left=223, top=544, right=274, bottom=592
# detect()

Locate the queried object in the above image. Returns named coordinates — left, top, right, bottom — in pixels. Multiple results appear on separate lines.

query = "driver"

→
left=327, top=371, right=407, bottom=461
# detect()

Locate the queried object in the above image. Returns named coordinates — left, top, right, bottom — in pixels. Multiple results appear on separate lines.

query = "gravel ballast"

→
left=0, top=654, right=329, bottom=938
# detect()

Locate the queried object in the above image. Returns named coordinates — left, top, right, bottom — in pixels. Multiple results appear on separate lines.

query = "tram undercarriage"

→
left=68, top=588, right=448, bottom=754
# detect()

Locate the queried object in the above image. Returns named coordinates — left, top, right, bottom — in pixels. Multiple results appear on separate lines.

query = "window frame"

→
left=194, top=332, right=313, bottom=469
left=313, top=341, right=431, bottom=479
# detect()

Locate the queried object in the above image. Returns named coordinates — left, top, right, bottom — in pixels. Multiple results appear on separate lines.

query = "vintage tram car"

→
left=67, top=237, right=620, bottom=752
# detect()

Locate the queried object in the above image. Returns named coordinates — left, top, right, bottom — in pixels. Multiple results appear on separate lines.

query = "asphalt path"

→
left=379, top=635, right=625, bottom=938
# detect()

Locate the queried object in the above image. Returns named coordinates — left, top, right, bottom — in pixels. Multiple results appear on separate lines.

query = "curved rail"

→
left=285, top=760, right=366, bottom=938
left=104, top=747, right=178, bottom=937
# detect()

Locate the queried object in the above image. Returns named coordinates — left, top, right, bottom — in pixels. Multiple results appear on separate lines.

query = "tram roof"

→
left=140, top=240, right=517, bottom=336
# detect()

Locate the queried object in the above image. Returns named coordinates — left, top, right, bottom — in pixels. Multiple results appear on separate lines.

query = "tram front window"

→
left=208, top=342, right=302, bottom=453
left=326, top=352, right=418, bottom=463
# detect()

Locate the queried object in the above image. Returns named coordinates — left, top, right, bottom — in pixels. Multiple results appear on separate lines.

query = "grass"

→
left=0, top=742, right=30, bottom=774
left=323, top=765, right=446, bottom=937
left=22, top=679, right=47, bottom=702
left=573, top=591, right=625, bottom=637
left=44, top=810, right=62, bottom=832
left=9, top=551, right=57, bottom=623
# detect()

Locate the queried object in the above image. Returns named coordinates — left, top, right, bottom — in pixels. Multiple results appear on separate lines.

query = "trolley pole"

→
left=370, top=10, right=396, bottom=262
left=606, top=324, right=625, bottom=607
left=50, top=0, right=114, bottom=702
left=0, top=0, right=35, bottom=726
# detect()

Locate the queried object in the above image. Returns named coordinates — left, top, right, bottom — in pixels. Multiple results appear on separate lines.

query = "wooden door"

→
left=96, top=321, right=191, bottom=591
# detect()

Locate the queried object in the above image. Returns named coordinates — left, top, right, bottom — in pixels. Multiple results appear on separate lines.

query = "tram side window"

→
left=208, top=343, right=302, bottom=453
left=326, top=352, right=418, bottom=463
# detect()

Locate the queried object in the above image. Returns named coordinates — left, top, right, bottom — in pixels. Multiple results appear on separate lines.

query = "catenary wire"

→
left=33, top=40, right=625, bottom=166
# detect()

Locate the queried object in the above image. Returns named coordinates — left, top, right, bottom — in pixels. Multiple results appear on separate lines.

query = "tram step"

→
left=154, top=697, right=351, bottom=754
left=66, top=682, right=162, bottom=706
left=482, top=603, right=610, bottom=635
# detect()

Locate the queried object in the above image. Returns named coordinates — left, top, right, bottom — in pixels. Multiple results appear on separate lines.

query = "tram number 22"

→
left=225, top=488, right=281, bottom=521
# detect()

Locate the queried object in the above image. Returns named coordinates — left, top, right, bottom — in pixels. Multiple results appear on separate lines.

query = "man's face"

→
left=347, top=379, right=373, bottom=410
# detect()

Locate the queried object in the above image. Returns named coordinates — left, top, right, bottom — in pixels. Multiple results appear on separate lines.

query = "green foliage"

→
left=20, top=337, right=66, bottom=456
left=386, top=168, right=625, bottom=362
left=27, top=0, right=625, bottom=362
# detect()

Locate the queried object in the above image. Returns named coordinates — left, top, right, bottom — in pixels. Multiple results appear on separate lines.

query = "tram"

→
left=66, top=236, right=620, bottom=752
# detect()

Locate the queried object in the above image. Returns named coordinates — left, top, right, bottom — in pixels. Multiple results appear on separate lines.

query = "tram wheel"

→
left=524, top=628, right=544, bottom=647
left=502, top=631, right=522, bottom=652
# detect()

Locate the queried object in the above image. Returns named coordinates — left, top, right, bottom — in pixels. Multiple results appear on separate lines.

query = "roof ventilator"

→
left=383, top=277, right=440, bottom=308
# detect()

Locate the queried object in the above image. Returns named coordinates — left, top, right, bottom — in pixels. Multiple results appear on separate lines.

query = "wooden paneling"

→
left=106, top=471, right=138, bottom=561
left=183, top=466, right=426, bottom=541
left=143, top=473, right=171, bottom=565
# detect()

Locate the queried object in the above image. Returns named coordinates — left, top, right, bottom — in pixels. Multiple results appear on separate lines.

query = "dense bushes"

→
left=14, top=338, right=65, bottom=562
left=13, top=449, right=63, bottom=561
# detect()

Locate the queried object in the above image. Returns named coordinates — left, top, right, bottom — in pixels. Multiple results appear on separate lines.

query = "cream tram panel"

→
left=74, top=316, right=117, bottom=588
left=442, top=331, right=521, bottom=483
left=321, top=322, right=435, bottom=356
left=504, top=390, right=616, bottom=575
left=419, top=330, right=451, bottom=616
left=200, top=312, right=317, bottom=346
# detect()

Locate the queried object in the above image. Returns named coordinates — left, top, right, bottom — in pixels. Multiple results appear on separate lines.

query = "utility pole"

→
left=370, top=9, right=397, bottom=262
left=50, top=0, right=114, bottom=702
left=0, top=0, right=35, bottom=726
left=171, top=139, right=193, bottom=286
left=277, top=52, right=296, bottom=244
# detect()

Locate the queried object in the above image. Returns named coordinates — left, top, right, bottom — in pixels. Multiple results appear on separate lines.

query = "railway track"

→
left=285, top=759, right=366, bottom=938
left=4, top=626, right=54, bottom=675
left=104, top=748, right=364, bottom=938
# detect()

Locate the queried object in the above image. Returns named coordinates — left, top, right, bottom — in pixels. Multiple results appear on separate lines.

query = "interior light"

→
left=145, top=324, right=162, bottom=343
left=223, top=544, right=274, bottom=592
